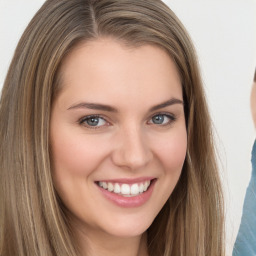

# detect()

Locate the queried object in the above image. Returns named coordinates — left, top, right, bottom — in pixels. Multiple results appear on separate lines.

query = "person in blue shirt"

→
left=233, top=69, right=256, bottom=255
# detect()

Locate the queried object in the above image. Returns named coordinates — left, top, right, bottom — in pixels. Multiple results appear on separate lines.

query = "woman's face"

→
left=50, top=38, right=187, bottom=238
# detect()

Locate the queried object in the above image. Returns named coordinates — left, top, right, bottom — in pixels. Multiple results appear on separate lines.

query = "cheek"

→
left=153, top=128, right=187, bottom=173
left=50, top=128, right=111, bottom=179
left=50, top=129, right=112, bottom=216
left=165, top=137, right=187, bottom=171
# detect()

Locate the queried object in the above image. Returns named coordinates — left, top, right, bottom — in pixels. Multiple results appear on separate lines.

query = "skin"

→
left=50, top=38, right=187, bottom=256
left=251, top=75, right=256, bottom=128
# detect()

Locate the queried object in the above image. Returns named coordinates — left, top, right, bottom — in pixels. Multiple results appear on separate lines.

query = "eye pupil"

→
left=152, top=115, right=164, bottom=124
left=87, top=117, right=99, bottom=126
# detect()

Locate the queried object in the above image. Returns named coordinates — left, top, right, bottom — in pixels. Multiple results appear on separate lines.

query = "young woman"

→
left=0, top=0, right=225, bottom=255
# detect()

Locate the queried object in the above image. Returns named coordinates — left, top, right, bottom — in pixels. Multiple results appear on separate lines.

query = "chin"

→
left=101, top=215, right=153, bottom=238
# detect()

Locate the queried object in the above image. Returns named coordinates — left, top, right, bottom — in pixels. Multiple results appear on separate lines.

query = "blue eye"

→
left=79, top=115, right=107, bottom=128
left=149, top=114, right=175, bottom=125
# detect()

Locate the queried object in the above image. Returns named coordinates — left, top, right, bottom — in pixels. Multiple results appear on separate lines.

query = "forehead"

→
left=56, top=38, right=182, bottom=108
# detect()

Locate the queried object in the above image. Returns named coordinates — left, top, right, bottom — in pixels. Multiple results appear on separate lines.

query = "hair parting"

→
left=0, top=1, right=225, bottom=255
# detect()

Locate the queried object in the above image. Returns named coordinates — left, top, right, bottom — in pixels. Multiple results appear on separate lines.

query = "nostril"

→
left=112, top=149, right=152, bottom=170
left=111, top=132, right=152, bottom=169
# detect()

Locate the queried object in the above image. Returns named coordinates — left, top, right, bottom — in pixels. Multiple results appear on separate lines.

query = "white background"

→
left=0, top=0, right=256, bottom=255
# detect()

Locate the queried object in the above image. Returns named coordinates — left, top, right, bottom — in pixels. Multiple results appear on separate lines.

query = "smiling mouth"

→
left=96, top=180, right=153, bottom=197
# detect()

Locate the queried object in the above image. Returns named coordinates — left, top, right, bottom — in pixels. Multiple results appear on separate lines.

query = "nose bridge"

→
left=112, top=123, right=152, bottom=170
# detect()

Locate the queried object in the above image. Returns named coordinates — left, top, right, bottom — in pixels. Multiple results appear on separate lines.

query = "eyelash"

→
left=78, top=115, right=109, bottom=129
left=78, top=112, right=177, bottom=129
left=148, top=112, right=176, bottom=126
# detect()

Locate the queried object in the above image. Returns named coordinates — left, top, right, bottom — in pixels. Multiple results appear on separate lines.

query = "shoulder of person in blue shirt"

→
left=233, top=70, right=256, bottom=255
left=233, top=140, right=256, bottom=255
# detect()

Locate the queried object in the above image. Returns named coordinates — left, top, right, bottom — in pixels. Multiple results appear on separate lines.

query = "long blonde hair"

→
left=0, top=0, right=225, bottom=255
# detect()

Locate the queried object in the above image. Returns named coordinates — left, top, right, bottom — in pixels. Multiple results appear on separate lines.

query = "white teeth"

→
left=139, top=183, right=144, bottom=193
left=98, top=180, right=152, bottom=196
left=121, top=184, right=130, bottom=195
left=107, top=182, right=114, bottom=192
left=130, top=184, right=139, bottom=195
left=102, top=182, right=108, bottom=189
left=114, top=183, right=121, bottom=193
left=143, top=182, right=148, bottom=192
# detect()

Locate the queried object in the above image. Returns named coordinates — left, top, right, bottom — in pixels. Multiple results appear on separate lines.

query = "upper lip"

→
left=95, top=177, right=155, bottom=184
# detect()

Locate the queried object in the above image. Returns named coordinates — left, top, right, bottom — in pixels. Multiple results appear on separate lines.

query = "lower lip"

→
left=96, top=179, right=156, bottom=208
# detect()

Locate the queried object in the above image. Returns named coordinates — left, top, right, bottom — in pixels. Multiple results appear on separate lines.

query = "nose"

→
left=111, top=125, right=153, bottom=170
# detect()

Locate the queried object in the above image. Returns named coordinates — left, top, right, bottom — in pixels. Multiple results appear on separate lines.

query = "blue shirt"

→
left=233, top=140, right=256, bottom=255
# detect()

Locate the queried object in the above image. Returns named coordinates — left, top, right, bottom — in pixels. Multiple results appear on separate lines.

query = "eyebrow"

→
left=149, top=98, right=183, bottom=112
left=68, top=102, right=117, bottom=112
left=67, top=98, right=183, bottom=112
